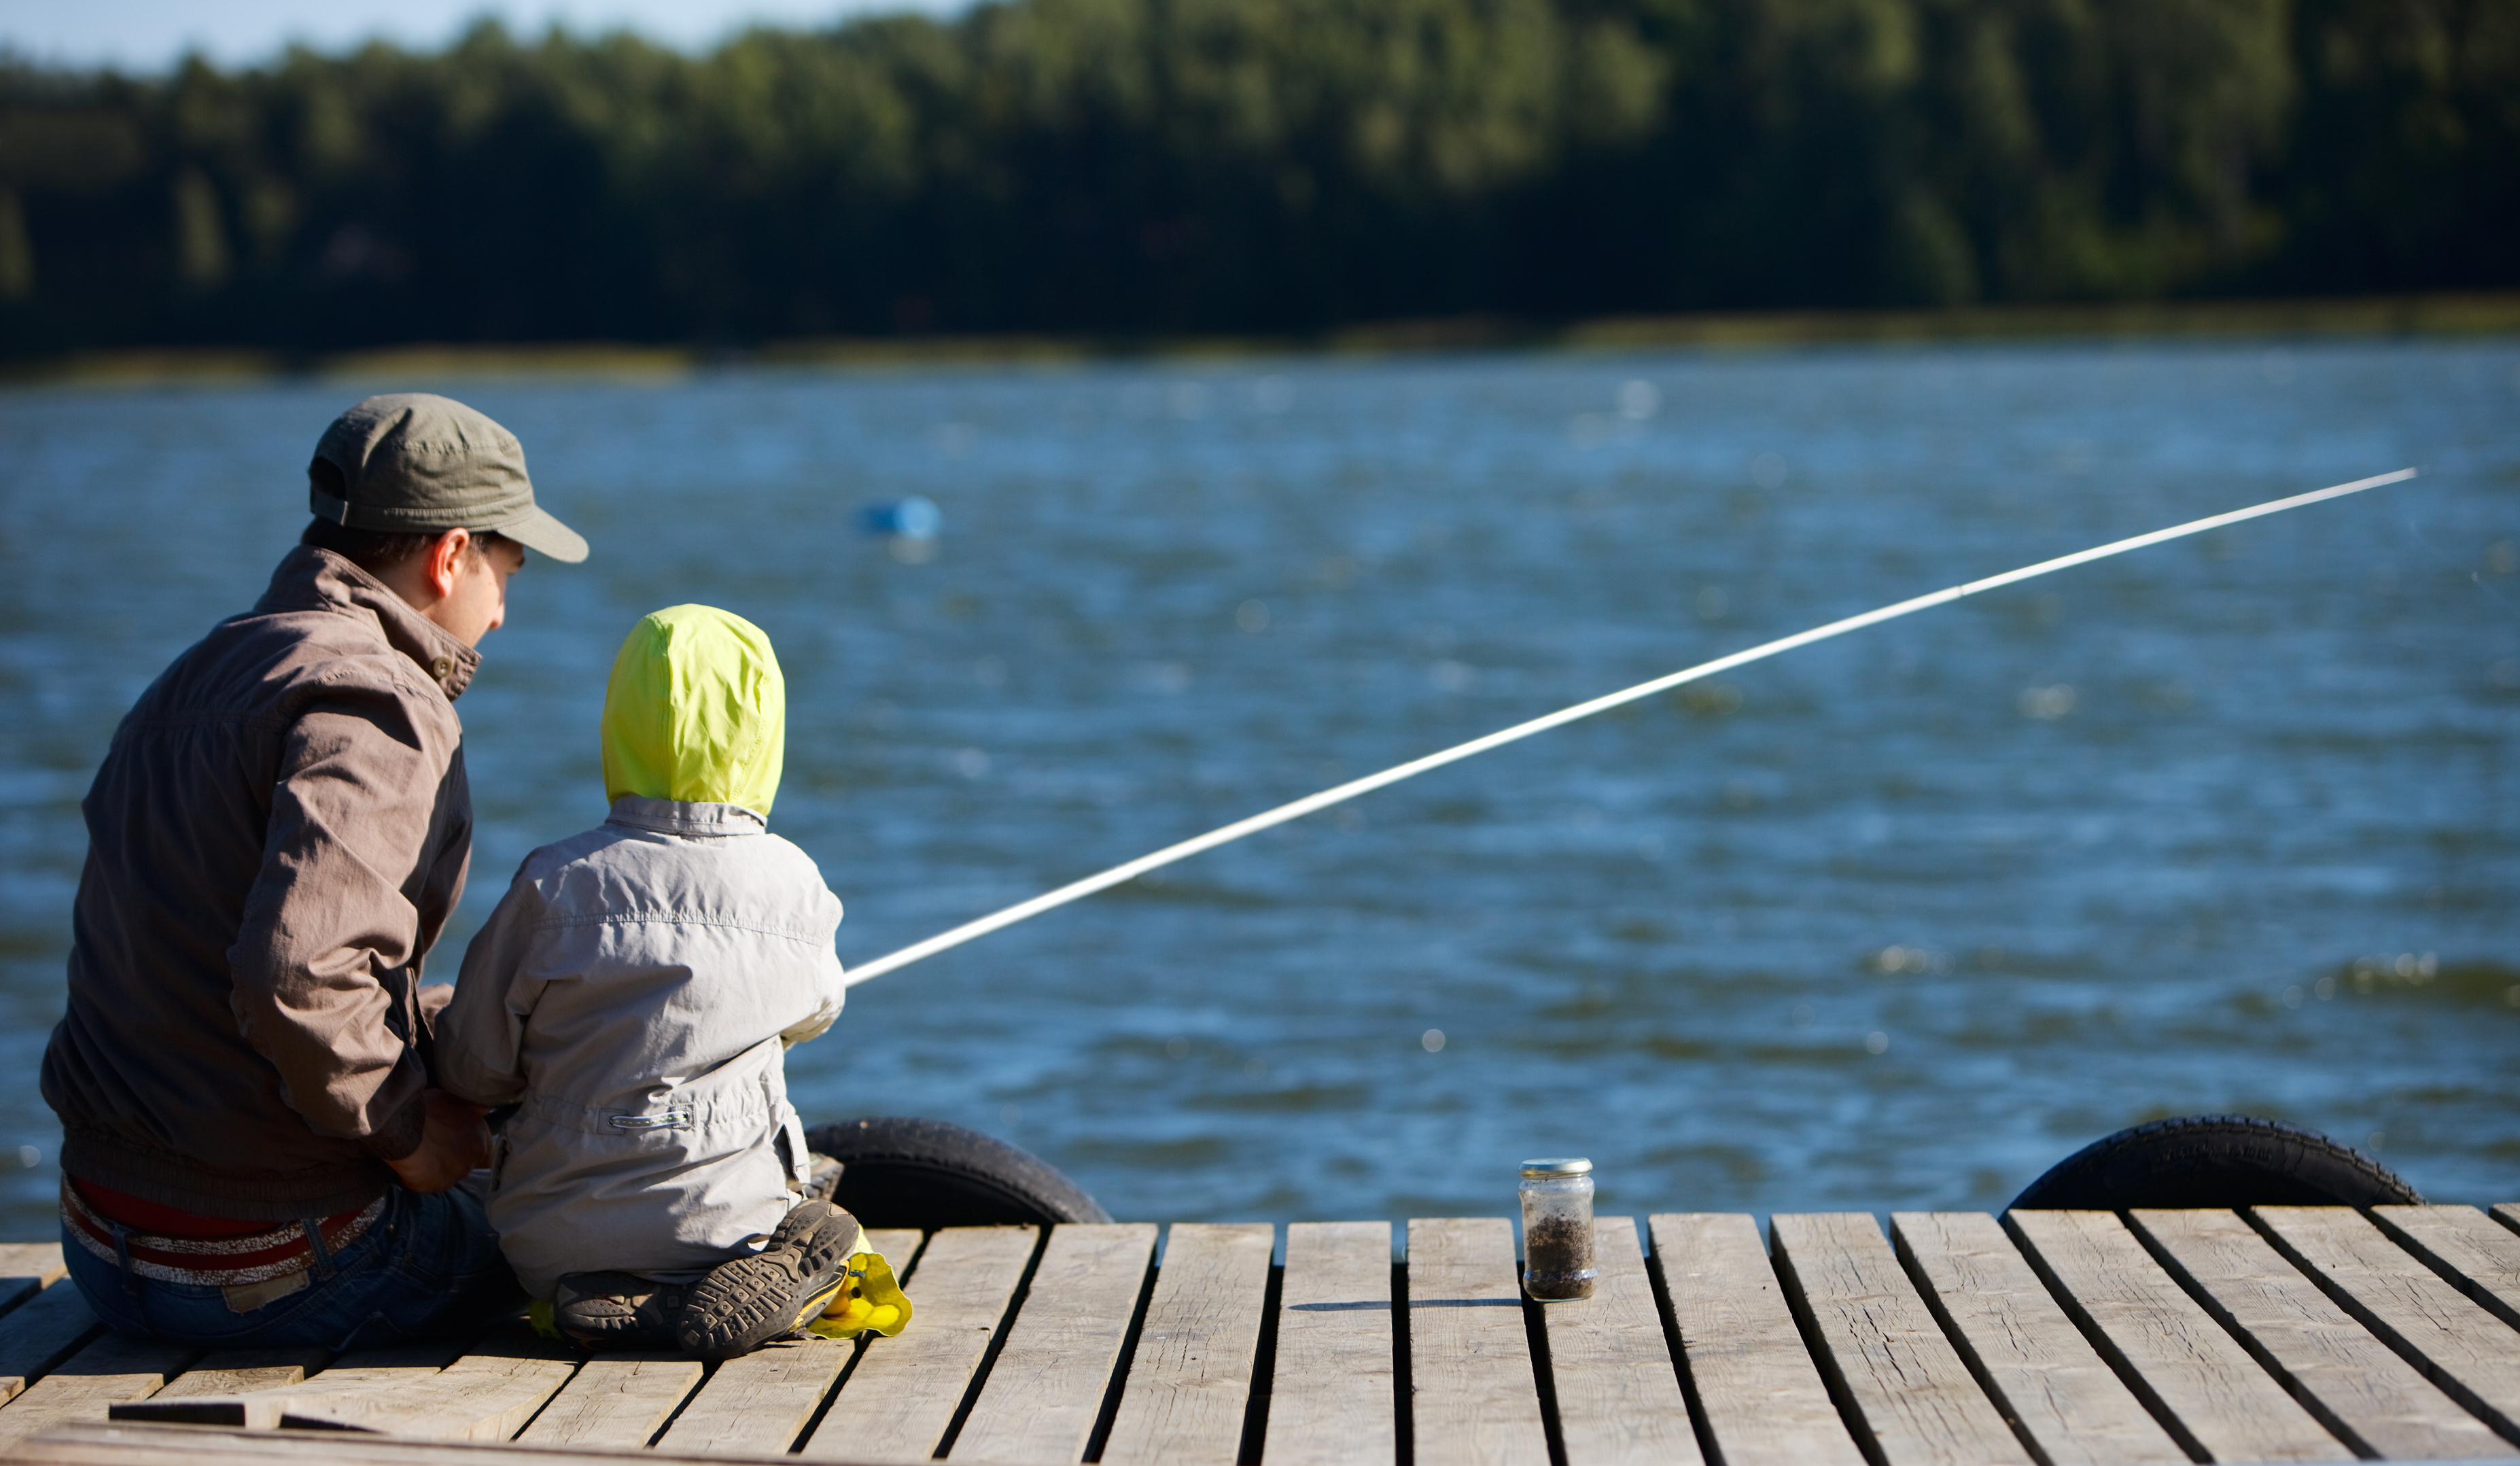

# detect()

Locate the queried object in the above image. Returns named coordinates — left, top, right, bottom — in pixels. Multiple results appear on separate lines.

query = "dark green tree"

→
left=0, top=0, right=2508, bottom=355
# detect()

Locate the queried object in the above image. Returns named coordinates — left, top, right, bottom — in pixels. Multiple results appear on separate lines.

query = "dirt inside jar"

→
left=1522, top=1213, right=1597, bottom=1299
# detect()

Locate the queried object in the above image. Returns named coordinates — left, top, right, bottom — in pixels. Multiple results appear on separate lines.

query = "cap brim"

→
left=495, top=505, right=589, bottom=564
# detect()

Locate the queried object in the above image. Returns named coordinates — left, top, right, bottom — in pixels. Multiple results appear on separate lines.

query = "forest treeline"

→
left=0, top=0, right=2513, bottom=353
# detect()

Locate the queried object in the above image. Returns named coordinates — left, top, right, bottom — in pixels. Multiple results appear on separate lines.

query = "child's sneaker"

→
left=801, top=1152, right=843, bottom=1203
left=553, top=1271, right=690, bottom=1350
left=677, top=1200, right=862, bottom=1359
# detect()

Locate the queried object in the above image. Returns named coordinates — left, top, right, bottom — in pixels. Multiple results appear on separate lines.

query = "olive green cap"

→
left=309, top=393, right=588, bottom=563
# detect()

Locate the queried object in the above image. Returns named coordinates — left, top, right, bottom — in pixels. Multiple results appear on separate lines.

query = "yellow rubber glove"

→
left=806, top=1249, right=914, bottom=1339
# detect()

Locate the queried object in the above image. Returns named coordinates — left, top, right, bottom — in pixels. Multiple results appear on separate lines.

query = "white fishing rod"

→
left=844, top=466, right=2417, bottom=988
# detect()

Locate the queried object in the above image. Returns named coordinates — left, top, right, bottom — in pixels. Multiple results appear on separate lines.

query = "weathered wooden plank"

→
left=309, top=1342, right=465, bottom=1383
left=0, top=1245, right=67, bottom=1321
left=162, top=1348, right=329, bottom=1397
left=863, top=1227, right=926, bottom=1263
left=2005, top=1208, right=2349, bottom=1462
left=514, top=1355, right=703, bottom=1450
left=2371, top=1204, right=2520, bottom=1331
left=1405, top=1217, right=1548, bottom=1466
left=0, top=1329, right=198, bottom=1453
left=138, top=1230, right=913, bottom=1449
left=1538, top=1217, right=1700, bottom=1466
left=2131, top=1208, right=2510, bottom=1461
left=14, top=1417, right=881, bottom=1465
left=1889, top=1212, right=2189, bottom=1466
left=949, top=1222, right=1159, bottom=1466
left=0, top=1248, right=67, bottom=1393
left=0, top=1284, right=103, bottom=1404
left=1261, top=1221, right=1395, bottom=1466
left=805, top=1225, right=1039, bottom=1462
left=2494, top=1204, right=2519, bottom=1238
left=2254, top=1204, right=2520, bottom=1440
left=1770, top=1212, right=2027, bottom=1466
left=290, top=1335, right=579, bottom=1441
left=110, top=1341, right=468, bottom=1431
left=1649, top=1212, right=1863, bottom=1466
left=1098, top=1223, right=1274, bottom=1466
left=654, top=1336, right=853, bottom=1455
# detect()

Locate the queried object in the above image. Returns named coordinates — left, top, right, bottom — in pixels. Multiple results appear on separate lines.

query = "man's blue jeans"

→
left=63, top=1185, right=520, bottom=1350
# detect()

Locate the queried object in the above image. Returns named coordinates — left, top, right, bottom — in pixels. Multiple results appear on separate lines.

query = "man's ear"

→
left=425, top=528, right=474, bottom=598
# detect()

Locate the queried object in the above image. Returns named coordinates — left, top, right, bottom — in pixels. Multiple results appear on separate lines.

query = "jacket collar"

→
left=606, top=796, right=769, bottom=837
left=256, top=546, right=483, bottom=701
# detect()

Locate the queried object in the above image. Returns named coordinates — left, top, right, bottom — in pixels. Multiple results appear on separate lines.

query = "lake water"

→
left=2, top=337, right=2515, bottom=1238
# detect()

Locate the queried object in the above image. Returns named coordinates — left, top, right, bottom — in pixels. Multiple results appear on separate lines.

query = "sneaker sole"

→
left=678, top=1204, right=860, bottom=1358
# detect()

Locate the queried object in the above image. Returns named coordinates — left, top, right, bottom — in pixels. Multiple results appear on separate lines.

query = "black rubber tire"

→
left=2010, top=1115, right=2423, bottom=1210
left=804, top=1116, right=1114, bottom=1229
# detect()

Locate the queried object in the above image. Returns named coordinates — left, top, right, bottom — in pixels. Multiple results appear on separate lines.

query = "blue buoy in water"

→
left=862, top=496, right=942, bottom=562
left=861, top=496, right=942, bottom=540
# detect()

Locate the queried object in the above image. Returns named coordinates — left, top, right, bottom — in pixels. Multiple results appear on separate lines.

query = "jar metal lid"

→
left=1520, top=1157, right=1592, bottom=1176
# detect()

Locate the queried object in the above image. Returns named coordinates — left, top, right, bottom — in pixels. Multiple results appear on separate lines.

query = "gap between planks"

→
left=0, top=1278, right=101, bottom=1405
left=2368, top=1206, right=2520, bottom=1335
left=1772, top=1212, right=2029, bottom=1466
left=12, top=1207, right=2517, bottom=1465
left=1891, top=1211, right=2188, bottom=1466
left=803, top=1225, right=1039, bottom=1462
left=943, top=1223, right=1159, bottom=1466
left=2252, top=1206, right=2520, bottom=1445
left=0, top=1331, right=198, bottom=1454
left=2006, top=1209, right=2351, bottom=1463
left=1263, top=1221, right=1395, bottom=1466
left=1651, top=1212, right=1864, bottom=1466
left=2129, top=1208, right=2509, bottom=1461
left=1098, top=1223, right=1274, bottom=1466
left=1540, top=1217, right=1698, bottom=1466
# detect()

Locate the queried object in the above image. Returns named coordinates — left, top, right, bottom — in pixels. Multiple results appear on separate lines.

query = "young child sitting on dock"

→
left=437, top=604, right=908, bottom=1357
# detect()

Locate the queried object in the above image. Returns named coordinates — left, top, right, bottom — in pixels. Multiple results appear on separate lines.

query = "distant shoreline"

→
left=14, top=292, right=2520, bottom=387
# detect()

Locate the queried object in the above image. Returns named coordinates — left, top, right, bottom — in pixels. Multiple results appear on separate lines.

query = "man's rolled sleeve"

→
left=228, top=695, right=457, bottom=1153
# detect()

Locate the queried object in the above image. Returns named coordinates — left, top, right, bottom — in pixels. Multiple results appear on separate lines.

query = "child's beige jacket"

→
left=438, top=795, right=844, bottom=1298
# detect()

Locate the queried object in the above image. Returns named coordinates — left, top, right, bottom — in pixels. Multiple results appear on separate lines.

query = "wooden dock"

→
left=2, top=1205, right=2517, bottom=1465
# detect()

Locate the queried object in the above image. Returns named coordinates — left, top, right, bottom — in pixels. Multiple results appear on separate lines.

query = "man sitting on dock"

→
left=39, top=394, right=587, bottom=1347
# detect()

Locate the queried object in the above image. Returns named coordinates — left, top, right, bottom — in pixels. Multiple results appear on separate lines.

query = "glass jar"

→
left=1520, top=1157, right=1596, bottom=1301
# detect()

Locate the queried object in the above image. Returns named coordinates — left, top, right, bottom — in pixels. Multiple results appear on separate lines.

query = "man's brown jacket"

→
left=44, top=546, right=479, bottom=1219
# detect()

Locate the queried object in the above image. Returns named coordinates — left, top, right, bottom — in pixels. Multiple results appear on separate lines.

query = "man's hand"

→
left=383, top=1089, right=494, bottom=1194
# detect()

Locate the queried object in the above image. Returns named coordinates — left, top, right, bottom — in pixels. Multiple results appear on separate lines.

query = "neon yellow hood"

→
left=601, top=605, right=786, bottom=818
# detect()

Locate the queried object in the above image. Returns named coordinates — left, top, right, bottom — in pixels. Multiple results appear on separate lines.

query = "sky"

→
left=0, top=0, right=960, bottom=71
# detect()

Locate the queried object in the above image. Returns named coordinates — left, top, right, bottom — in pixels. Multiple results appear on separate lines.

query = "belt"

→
left=61, top=1179, right=383, bottom=1287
